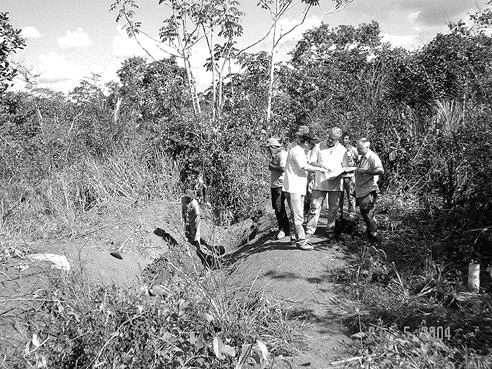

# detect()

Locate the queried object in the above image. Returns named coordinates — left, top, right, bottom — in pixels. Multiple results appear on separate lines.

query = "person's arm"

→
left=357, top=166, right=384, bottom=175
left=356, top=155, right=384, bottom=175
left=269, top=150, right=287, bottom=171
left=351, top=147, right=359, bottom=165
left=309, top=161, right=332, bottom=171
left=293, top=146, right=327, bottom=173
left=269, top=162, right=283, bottom=171
left=302, top=163, right=328, bottom=173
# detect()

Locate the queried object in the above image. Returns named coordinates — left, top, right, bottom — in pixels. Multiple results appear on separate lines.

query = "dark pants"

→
left=271, top=187, right=289, bottom=233
left=339, top=177, right=356, bottom=215
left=356, top=191, right=378, bottom=236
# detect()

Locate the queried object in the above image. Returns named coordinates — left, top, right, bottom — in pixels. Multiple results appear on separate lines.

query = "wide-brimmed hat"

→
left=264, top=137, right=281, bottom=147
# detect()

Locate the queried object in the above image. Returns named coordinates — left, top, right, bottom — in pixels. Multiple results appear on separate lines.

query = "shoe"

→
left=277, top=230, right=286, bottom=239
left=296, top=240, right=314, bottom=250
left=290, top=235, right=296, bottom=242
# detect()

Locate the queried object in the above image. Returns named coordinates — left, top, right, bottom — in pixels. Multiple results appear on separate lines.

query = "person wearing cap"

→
left=283, top=126, right=328, bottom=250
left=265, top=137, right=289, bottom=239
left=355, top=138, right=384, bottom=243
left=306, top=127, right=349, bottom=238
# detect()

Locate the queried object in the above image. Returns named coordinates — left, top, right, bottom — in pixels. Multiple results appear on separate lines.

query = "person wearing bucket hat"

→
left=264, top=137, right=290, bottom=239
left=283, top=126, right=328, bottom=250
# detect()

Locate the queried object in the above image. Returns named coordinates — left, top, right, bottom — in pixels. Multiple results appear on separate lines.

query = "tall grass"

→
left=0, top=147, right=181, bottom=241
left=331, top=193, right=492, bottom=368
left=5, top=255, right=305, bottom=369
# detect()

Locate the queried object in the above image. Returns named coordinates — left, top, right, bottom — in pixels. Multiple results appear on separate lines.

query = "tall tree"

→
left=111, top=0, right=203, bottom=115
left=111, top=0, right=244, bottom=122
left=284, top=21, right=382, bottom=129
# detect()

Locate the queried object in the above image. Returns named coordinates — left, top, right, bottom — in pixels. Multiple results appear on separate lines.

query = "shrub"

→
left=10, top=260, right=305, bottom=368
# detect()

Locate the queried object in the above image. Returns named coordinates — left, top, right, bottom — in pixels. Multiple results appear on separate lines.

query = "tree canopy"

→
left=0, top=12, right=25, bottom=93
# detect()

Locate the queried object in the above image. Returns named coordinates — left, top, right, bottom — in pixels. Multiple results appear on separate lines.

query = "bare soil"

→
left=0, top=198, right=353, bottom=367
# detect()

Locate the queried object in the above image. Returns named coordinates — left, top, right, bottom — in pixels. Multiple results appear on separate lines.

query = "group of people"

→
left=266, top=125, right=384, bottom=250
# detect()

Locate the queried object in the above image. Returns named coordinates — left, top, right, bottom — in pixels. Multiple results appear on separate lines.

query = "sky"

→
left=4, top=0, right=489, bottom=94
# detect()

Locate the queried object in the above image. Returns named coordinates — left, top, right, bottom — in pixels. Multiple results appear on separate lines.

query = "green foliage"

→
left=0, top=12, right=25, bottom=93
left=11, top=264, right=303, bottom=368
left=115, top=56, right=190, bottom=122
left=2, top=3, right=492, bottom=368
left=331, top=194, right=492, bottom=367
left=343, top=325, right=491, bottom=369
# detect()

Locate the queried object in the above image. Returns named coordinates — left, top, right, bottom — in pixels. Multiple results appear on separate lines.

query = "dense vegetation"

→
left=1, top=1, right=492, bottom=367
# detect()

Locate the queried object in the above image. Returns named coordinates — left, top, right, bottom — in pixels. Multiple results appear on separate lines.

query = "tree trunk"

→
left=113, top=96, right=123, bottom=125
left=181, top=16, right=200, bottom=115
left=203, top=26, right=217, bottom=123
left=229, top=58, right=234, bottom=103
left=266, top=11, right=278, bottom=125
left=218, top=43, right=233, bottom=118
left=210, top=32, right=217, bottom=123
left=184, top=54, right=201, bottom=114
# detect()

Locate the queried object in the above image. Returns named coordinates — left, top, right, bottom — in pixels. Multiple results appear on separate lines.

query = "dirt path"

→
left=225, top=221, right=352, bottom=368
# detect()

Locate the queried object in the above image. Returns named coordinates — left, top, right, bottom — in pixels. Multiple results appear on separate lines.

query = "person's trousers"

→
left=356, top=191, right=378, bottom=236
left=271, top=187, right=289, bottom=233
left=306, top=190, right=341, bottom=234
left=339, top=177, right=356, bottom=215
left=285, top=192, right=306, bottom=242
left=185, top=210, right=201, bottom=244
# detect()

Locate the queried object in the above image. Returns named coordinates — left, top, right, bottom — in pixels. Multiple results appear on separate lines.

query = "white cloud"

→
left=112, top=26, right=180, bottom=60
left=112, top=26, right=213, bottom=91
left=250, top=15, right=323, bottom=62
left=381, top=33, right=420, bottom=50
left=35, top=51, right=88, bottom=92
left=397, top=0, right=485, bottom=27
left=112, top=27, right=148, bottom=59
left=21, top=26, right=41, bottom=39
left=57, top=28, right=92, bottom=49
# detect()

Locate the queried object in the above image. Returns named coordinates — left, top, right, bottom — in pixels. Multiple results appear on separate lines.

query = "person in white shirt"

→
left=306, top=127, right=349, bottom=238
left=264, top=137, right=289, bottom=240
left=283, top=126, right=328, bottom=250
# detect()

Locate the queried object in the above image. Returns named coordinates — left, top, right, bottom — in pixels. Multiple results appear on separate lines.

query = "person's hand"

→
left=308, top=180, right=314, bottom=193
